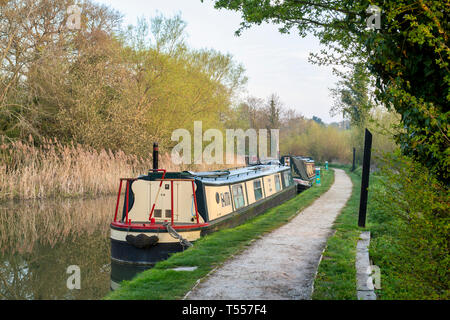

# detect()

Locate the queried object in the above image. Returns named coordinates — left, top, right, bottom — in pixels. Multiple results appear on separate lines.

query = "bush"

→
left=369, top=152, right=449, bottom=299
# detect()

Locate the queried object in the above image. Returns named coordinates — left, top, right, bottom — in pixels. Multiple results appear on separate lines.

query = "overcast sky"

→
left=95, top=0, right=344, bottom=124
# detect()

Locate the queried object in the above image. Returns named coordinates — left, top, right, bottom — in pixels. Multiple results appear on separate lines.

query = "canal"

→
left=0, top=196, right=149, bottom=300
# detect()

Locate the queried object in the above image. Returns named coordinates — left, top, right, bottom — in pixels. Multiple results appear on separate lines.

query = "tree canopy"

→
left=205, top=0, right=449, bottom=183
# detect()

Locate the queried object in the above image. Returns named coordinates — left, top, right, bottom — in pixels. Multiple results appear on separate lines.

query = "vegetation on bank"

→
left=369, top=153, right=449, bottom=299
left=105, top=169, right=334, bottom=300
left=313, top=163, right=449, bottom=300
left=0, top=0, right=376, bottom=202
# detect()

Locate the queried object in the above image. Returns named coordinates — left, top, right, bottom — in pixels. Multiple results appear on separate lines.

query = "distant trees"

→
left=312, top=116, right=324, bottom=126
left=0, top=0, right=247, bottom=156
left=0, top=0, right=396, bottom=167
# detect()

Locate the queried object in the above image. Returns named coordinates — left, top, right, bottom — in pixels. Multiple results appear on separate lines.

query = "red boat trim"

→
left=113, top=180, right=123, bottom=222
left=125, top=180, right=130, bottom=224
left=148, top=169, right=167, bottom=220
left=171, top=180, right=174, bottom=225
left=191, top=180, right=200, bottom=224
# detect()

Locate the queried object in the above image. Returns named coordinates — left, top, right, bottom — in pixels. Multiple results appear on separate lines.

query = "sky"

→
left=95, top=0, right=344, bottom=124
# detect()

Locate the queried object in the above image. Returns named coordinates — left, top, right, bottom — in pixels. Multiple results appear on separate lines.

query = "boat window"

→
left=216, top=192, right=220, bottom=204
left=232, top=184, right=245, bottom=209
left=154, top=209, right=162, bottom=218
left=222, top=192, right=231, bottom=207
left=165, top=209, right=172, bottom=218
left=283, top=171, right=292, bottom=186
left=253, top=180, right=263, bottom=201
left=275, top=175, right=281, bottom=191
left=267, top=178, right=273, bottom=193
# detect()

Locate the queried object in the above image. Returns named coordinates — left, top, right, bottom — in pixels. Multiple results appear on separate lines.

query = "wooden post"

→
left=358, top=129, right=372, bottom=228
left=352, top=147, right=356, bottom=172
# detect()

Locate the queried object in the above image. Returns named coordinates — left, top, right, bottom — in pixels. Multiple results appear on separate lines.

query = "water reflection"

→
left=0, top=197, right=114, bottom=300
left=110, top=261, right=154, bottom=291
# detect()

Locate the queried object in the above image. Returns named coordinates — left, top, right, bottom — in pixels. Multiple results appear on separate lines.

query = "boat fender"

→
left=126, top=234, right=159, bottom=249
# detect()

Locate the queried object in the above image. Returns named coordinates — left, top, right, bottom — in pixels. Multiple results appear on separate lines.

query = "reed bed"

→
left=0, top=137, right=231, bottom=202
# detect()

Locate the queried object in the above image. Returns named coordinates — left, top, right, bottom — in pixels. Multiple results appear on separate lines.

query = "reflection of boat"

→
left=280, top=156, right=316, bottom=192
left=110, top=260, right=153, bottom=291
left=110, top=163, right=296, bottom=267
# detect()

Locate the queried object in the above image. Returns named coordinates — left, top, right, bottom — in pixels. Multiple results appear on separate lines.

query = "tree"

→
left=205, top=0, right=449, bottom=183
left=330, top=63, right=375, bottom=127
left=312, top=116, right=324, bottom=126
left=265, top=93, right=282, bottom=129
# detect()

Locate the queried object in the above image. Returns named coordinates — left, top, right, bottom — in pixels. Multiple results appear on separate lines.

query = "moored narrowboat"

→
left=281, top=156, right=316, bottom=191
left=110, top=163, right=297, bottom=267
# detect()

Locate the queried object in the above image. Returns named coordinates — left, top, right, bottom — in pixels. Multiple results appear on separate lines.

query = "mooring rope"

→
left=162, top=221, right=193, bottom=248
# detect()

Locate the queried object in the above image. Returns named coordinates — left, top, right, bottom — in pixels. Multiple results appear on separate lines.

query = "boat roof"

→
left=139, top=164, right=290, bottom=185
left=282, top=155, right=315, bottom=162
left=191, top=164, right=289, bottom=185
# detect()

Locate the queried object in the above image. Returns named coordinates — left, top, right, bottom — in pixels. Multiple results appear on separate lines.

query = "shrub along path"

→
left=185, top=169, right=352, bottom=300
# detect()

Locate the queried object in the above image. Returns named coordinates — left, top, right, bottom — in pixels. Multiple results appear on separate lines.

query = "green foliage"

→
left=330, top=63, right=375, bottom=127
left=369, top=152, right=449, bottom=299
left=207, top=0, right=449, bottom=183
left=281, top=120, right=352, bottom=163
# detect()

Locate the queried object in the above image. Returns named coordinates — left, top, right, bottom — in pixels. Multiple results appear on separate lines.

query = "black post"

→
left=352, top=147, right=356, bottom=172
left=153, top=142, right=158, bottom=170
left=358, top=129, right=372, bottom=228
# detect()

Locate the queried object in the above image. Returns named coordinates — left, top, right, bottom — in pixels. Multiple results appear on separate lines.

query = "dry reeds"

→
left=0, top=137, right=236, bottom=202
left=0, top=137, right=154, bottom=201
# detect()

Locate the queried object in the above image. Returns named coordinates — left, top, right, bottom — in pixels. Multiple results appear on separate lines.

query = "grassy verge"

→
left=106, top=169, right=335, bottom=300
left=312, top=165, right=364, bottom=300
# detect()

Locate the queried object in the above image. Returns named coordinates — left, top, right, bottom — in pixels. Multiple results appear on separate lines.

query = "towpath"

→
left=184, top=169, right=352, bottom=300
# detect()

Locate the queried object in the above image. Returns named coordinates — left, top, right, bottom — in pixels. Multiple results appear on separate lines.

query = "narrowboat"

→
left=280, top=156, right=316, bottom=192
left=110, top=162, right=297, bottom=267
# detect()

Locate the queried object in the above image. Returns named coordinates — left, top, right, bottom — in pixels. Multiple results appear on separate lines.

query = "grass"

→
left=312, top=165, right=364, bottom=300
left=105, top=169, right=335, bottom=300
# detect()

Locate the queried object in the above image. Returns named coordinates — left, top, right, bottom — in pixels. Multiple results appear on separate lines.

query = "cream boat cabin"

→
left=110, top=164, right=296, bottom=266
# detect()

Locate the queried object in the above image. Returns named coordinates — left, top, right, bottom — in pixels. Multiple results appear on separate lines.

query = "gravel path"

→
left=185, top=169, right=352, bottom=300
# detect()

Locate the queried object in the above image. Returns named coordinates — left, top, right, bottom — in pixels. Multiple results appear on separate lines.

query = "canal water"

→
left=0, top=196, right=150, bottom=300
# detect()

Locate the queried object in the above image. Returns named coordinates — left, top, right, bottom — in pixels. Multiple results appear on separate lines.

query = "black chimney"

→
left=153, top=142, right=158, bottom=170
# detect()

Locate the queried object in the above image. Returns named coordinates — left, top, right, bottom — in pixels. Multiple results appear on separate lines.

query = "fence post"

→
left=352, top=147, right=356, bottom=172
left=358, top=129, right=373, bottom=228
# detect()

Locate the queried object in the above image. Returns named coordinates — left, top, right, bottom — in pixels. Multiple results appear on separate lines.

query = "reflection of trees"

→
left=0, top=232, right=110, bottom=300
left=0, top=197, right=115, bottom=299
left=0, top=197, right=114, bottom=254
